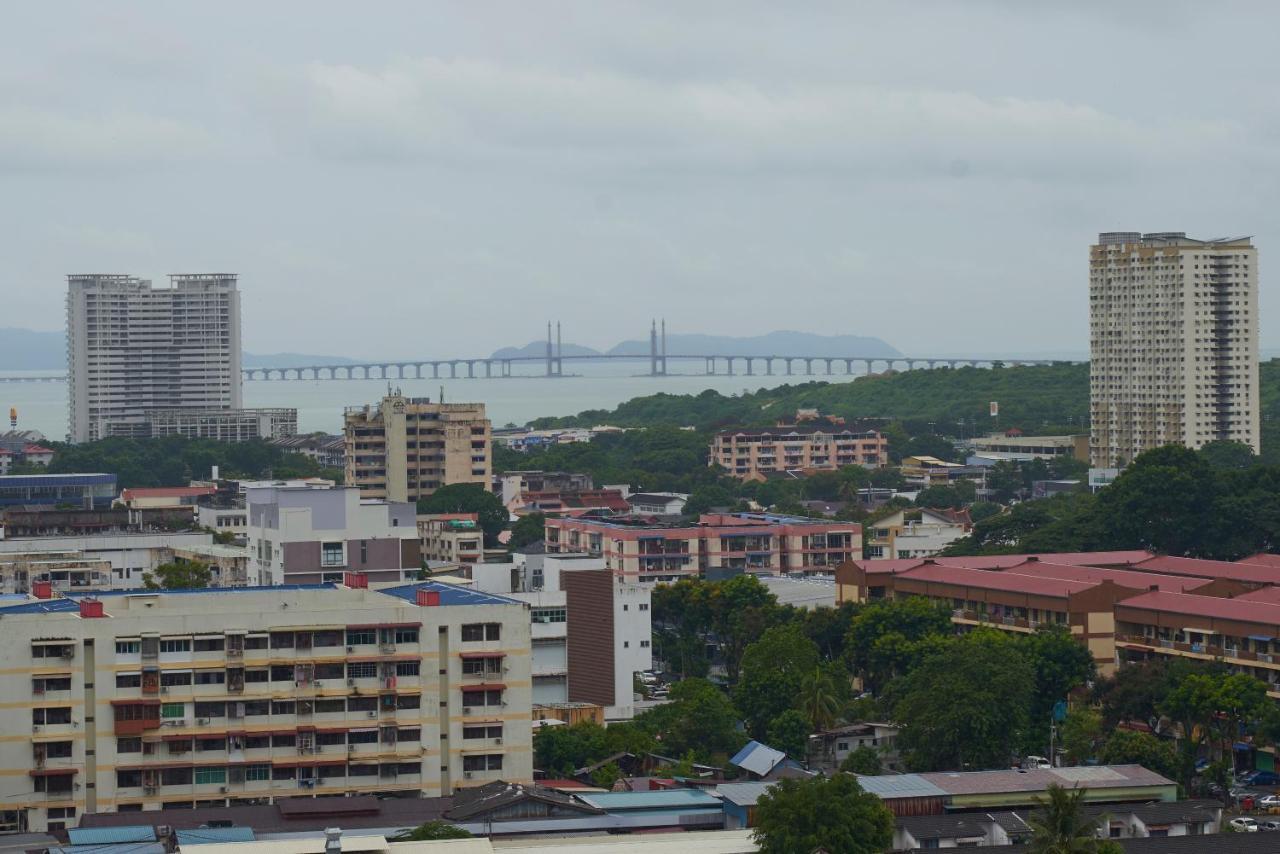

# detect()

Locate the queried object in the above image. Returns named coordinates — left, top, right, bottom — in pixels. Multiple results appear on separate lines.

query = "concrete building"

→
left=0, top=532, right=217, bottom=588
left=270, top=434, right=345, bottom=469
left=468, top=554, right=652, bottom=717
left=807, top=722, right=902, bottom=775
left=626, top=493, right=688, bottom=516
left=0, top=579, right=532, bottom=833
left=418, top=514, right=485, bottom=565
left=118, top=486, right=218, bottom=515
left=344, top=394, right=491, bottom=503
left=545, top=512, right=860, bottom=584
left=66, top=274, right=243, bottom=443
left=0, top=473, right=117, bottom=511
left=1089, top=232, right=1260, bottom=467
left=163, top=543, right=252, bottom=587
left=246, top=486, right=420, bottom=586
left=711, top=427, right=889, bottom=479
left=968, top=433, right=1089, bottom=463
left=864, top=507, right=972, bottom=560
left=0, top=550, right=113, bottom=595
left=144, top=408, right=297, bottom=442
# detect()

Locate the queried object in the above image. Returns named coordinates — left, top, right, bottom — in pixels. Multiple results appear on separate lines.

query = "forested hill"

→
left=532, top=359, right=1280, bottom=460
left=531, top=362, right=1091, bottom=433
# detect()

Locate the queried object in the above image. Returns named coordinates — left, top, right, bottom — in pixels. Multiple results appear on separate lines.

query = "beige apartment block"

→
left=711, top=427, right=889, bottom=479
left=1089, top=232, right=1259, bottom=467
left=0, top=580, right=531, bottom=833
left=66, top=275, right=242, bottom=444
left=344, top=394, right=492, bottom=503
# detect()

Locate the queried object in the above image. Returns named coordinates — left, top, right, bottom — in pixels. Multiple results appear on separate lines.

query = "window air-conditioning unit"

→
left=495, top=737, right=503, bottom=745
left=367, top=710, right=377, bottom=718
left=464, top=771, right=474, bottom=779
left=32, top=725, right=41, bottom=733
left=347, top=679, right=356, bottom=686
left=346, top=646, right=354, bottom=653
left=219, top=786, right=228, bottom=794
left=462, top=707, right=471, bottom=715
left=197, top=717, right=210, bottom=726
left=348, top=744, right=356, bottom=752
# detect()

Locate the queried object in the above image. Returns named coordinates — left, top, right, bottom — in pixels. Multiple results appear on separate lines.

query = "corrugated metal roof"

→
left=854, top=774, right=948, bottom=799
left=49, top=845, right=166, bottom=854
left=1134, top=555, right=1280, bottom=584
left=714, top=781, right=775, bottom=807
left=67, top=826, right=157, bottom=845
left=729, top=741, right=786, bottom=777
left=577, top=789, right=723, bottom=810
left=175, top=828, right=256, bottom=845
left=1116, top=590, right=1280, bottom=629
left=378, top=581, right=522, bottom=608
left=917, top=764, right=1173, bottom=795
left=898, top=563, right=1098, bottom=597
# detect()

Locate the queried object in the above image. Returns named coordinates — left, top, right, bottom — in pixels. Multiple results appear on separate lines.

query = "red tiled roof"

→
left=1234, top=587, right=1280, bottom=605
left=22, top=445, right=54, bottom=454
left=931, top=555, right=1033, bottom=570
left=1004, top=560, right=1214, bottom=593
left=851, top=559, right=925, bottom=576
left=1133, top=555, right=1280, bottom=585
left=1240, top=553, right=1280, bottom=569
left=1028, top=550, right=1153, bottom=566
left=120, top=486, right=216, bottom=501
left=1115, top=590, right=1280, bottom=628
left=898, top=563, right=1100, bottom=597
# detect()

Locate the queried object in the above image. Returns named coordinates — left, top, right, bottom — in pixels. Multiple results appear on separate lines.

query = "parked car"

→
left=1023, top=755, right=1052, bottom=770
left=1259, top=795, right=1280, bottom=809
left=1244, top=771, right=1280, bottom=787
left=1230, top=817, right=1260, bottom=832
left=1259, top=819, right=1280, bottom=831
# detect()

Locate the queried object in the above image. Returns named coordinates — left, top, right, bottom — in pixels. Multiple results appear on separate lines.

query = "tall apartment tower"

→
left=344, top=393, right=492, bottom=503
left=66, top=274, right=242, bottom=443
left=1089, top=232, right=1259, bottom=467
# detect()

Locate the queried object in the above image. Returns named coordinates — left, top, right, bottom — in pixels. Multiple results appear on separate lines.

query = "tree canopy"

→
left=752, top=774, right=894, bottom=854
left=143, top=560, right=212, bottom=590
left=416, top=483, right=508, bottom=545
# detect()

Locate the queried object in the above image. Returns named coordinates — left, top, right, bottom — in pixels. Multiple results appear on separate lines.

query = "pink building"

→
left=544, top=512, right=861, bottom=584
left=712, top=427, right=889, bottom=479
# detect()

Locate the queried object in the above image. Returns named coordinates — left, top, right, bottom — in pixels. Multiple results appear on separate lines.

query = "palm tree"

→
left=799, top=666, right=843, bottom=732
left=1026, top=784, right=1113, bottom=854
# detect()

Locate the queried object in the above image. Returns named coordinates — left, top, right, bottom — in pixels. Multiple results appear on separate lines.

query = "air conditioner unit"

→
left=219, top=786, right=228, bottom=794
left=314, top=681, right=323, bottom=688
left=161, top=687, right=169, bottom=694
left=32, top=725, right=41, bottom=733
left=367, top=711, right=377, bottom=718
left=495, top=737, right=503, bottom=745
left=464, top=771, right=474, bottom=779
left=60, top=651, right=74, bottom=660
left=346, top=646, right=354, bottom=653
left=347, top=678, right=356, bottom=686
left=348, top=744, right=356, bottom=752
left=197, top=717, right=210, bottom=726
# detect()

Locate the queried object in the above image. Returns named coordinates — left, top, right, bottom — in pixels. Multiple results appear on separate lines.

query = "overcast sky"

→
left=3, top=1, right=1277, bottom=358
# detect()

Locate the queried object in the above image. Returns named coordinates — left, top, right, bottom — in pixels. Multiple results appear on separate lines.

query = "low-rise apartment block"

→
left=968, top=432, right=1089, bottom=463
left=545, top=512, right=860, bottom=583
left=344, top=394, right=490, bottom=503
left=0, top=579, right=532, bottom=833
left=0, top=531, right=216, bottom=589
left=418, top=514, right=485, bottom=565
left=0, top=551, right=113, bottom=595
left=143, top=408, right=298, bottom=442
left=246, top=486, right=420, bottom=586
left=864, top=507, right=972, bottom=560
left=712, top=427, right=889, bottom=479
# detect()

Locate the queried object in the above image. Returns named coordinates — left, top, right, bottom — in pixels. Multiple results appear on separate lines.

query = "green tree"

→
left=765, top=709, right=812, bottom=760
left=1059, top=708, right=1103, bottom=766
left=1022, top=627, right=1097, bottom=752
left=393, top=821, right=472, bottom=841
left=1026, top=784, right=1114, bottom=854
left=591, top=762, right=622, bottom=789
left=143, top=560, right=212, bottom=590
left=839, top=745, right=883, bottom=775
left=635, top=678, right=744, bottom=762
left=846, top=597, right=953, bottom=693
left=710, top=574, right=781, bottom=683
left=752, top=774, right=894, bottom=854
left=417, top=483, right=508, bottom=546
left=508, top=512, right=546, bottom=550
left=1098, top=730, right=1178, bottom=781
left=1199, top=439, right=1257, bottom=470
left=735, top=625, right=820, bottom=738
left=798, top=665, right=848, bottom=732
left=893, top=630, right=1035, bottom=771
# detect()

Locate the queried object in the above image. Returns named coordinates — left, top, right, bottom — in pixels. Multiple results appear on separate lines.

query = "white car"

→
left=1231, top=817, right=1260, bottom=833
left=1260, top=795, right=1280, bottom=809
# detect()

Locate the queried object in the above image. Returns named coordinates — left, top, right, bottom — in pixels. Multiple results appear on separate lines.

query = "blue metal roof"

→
left=83, top=584, right=335, bottom=598
left=67, top=826, right=157, bottom=845
left=0, top=473, right=116, bottom=486
left=855, top=773, right=948, bottom=800
left=0, top=598, right=81, bottom=615
left=577, top=789, right=724, bottom=811
left=378, top=581, right=523, bottom=607
left=175, top=828, right=256, bottom=844
left=50, top=845, right=166, bottom=854
left=730, top=740, right=786, bottom=777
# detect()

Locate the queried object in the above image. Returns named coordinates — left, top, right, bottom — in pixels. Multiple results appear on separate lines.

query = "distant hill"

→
left=607, top=330, right=901, bottom=358
left=490, top=341, right=604, bottom=359
left=0, top=329, right=357, bottom=371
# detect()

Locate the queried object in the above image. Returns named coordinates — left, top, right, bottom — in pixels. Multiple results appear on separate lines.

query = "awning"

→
left=345, top=622, right=421, bottom=630
left=459, top=652, right=505, bottom=660
left=29, top=768, right=77, bottom=777
left=161, top=734, right=194, bottom=742
left=462, top=682, right=505, bottom=691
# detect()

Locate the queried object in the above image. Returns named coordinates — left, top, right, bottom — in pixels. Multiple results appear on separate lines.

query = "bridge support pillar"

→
left=745, top=358, right=753, bottom=376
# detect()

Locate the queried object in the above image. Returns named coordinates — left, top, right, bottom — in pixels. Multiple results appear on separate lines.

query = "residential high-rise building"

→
left=344, top=394, right=491, bottom=503
left=0, top=580, right=532, bottom=832
left=66, top=274, right=243, bottom=443
left=1089, top=232, right=1259, bottom=467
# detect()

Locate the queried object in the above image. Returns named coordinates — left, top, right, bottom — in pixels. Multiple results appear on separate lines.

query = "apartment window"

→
left=394, top=628, right=419, bottom=644
left=162, top=703, right=185, bottom=719
left=115, top=640, right=140, bottom=655
left=347, top=662, right=377, bottom=679
left=463, top=725, right=503, bottom=740
left=159, top=639, right=192, bottom=654
left=462, top=690, right=503, bottom=707
left=639, top=603, right=649, bottom=611
left=194, top=670, right=225, bottom=686
left=463, top=754, right=504, bottom=772
left=398, top=727, right=421, bottom=742
left=160, top=671, right=192, bottom=687
left=461, top=623, right=501, bottom=642
left=346, top=629, right=376, bottom=646
left=116, top=673, right=141, bottom=688
left=640, top=640, right=650, bottom=648
left=348, top=729, right=378, bottom=744
left=33, top=707, right=72, bottom=725
left=360, top=540, right=368, bottom=564
left=117, top=737, right=142, bottom=754
left=463, top=657, right=503, bottom=676
left=193, top=637, right=224, bottom=652
left=321, top=542, right=345, bottom=567
left=531, top=608, right=566, bottom=624
left=245, top=764, right=271, bottom=781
